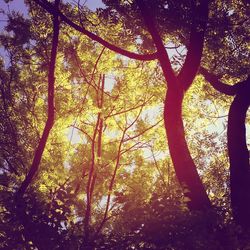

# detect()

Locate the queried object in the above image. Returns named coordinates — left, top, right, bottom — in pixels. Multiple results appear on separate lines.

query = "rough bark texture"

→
left=228, top=79, right=250, bottom=228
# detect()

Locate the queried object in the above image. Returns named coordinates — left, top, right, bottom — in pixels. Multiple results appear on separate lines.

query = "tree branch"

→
left=123, top=118, right=163, bottom=142
left=177, top=0, right=210, bottom=90
left=136, top=0, right=176, bottom=87
left=200, top=66, right=237, bottom=96
left=33, top=0, right=158, bottom=61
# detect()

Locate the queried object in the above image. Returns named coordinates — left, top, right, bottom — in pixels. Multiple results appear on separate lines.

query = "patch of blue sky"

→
left=104, top=74, right=116, bottom=92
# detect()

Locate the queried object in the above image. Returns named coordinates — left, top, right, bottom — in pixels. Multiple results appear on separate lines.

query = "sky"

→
left=0, top=0, right=106, bottom=65
left=0, top=0, right=249, bottom=149
left=0, top=0, right=105, bottom=32
left=0, top=0, right=105, bottom=16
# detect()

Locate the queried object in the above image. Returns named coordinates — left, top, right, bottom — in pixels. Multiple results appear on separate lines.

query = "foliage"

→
left=0, top=0, right=249, bottom=249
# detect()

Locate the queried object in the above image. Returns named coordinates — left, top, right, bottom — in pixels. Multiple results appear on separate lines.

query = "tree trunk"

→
left=136, top=0, right=210, bottom=211
left=17, top=0, right=60, bottom=197
left=228, top=81, right=250, bottom=228
left=164, top=87, right=211, bottom=210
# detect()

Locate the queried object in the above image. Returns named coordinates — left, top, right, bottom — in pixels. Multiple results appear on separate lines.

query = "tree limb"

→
left=33, top=0, right=158, bottom=61
left=136, top=0, right=176, bottom=87
left=200, top=66, right=237, bottom=96
left=177, top=0, right=210, bottom=90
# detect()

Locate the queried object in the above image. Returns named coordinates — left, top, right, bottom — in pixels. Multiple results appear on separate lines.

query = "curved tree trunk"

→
left=164, top=87, right=211, bottom=210
left=136, top=0, right=211, bottom=211
left=228, top=81, right=250, bottom=228
left=17, top=0, right=60, bottom=197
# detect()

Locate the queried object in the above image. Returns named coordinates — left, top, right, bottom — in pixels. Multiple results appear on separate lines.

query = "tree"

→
left=1, top=0, right=250, bottom=248
left=198, top=0, right=250, bottom=227
left=201, top=68, right=250, bottom=228
left=33, top=0, right=211, bottom=211
left=136, top=0, right=212, bottom=210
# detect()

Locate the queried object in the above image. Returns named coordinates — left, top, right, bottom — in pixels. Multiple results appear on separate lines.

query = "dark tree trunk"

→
left=228, top=80, right=250, bottom=228
left=164, top=87, right=211, bottom=210
left=201, top=68, right=250, bottom=227
left=17, top=0, right=60, bottom=197
left=136, top=0, right=211, bottom=211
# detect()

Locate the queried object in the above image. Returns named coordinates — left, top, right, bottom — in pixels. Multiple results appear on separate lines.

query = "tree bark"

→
left=137, top=0, right=211, bottom=210
left=164, top=87, right=211, bottom=210
left=201, top=69, right=250, bottom=227
left=228, top=79, right=250, bottom=228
